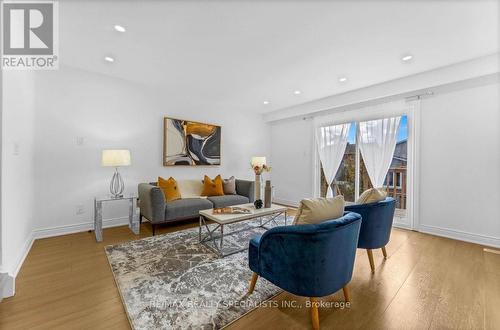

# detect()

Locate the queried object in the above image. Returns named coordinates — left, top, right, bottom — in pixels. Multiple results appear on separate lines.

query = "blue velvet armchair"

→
left=345, top=197, right=396, bottom=273
left=247, top=212, right=362, bottom=330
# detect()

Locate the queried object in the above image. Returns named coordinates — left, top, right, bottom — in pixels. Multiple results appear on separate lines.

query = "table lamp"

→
left=102, top=149, right=131, bottom=198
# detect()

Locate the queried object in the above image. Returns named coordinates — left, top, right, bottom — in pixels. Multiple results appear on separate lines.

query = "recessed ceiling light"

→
left=114, top=25, right=126, bottom=32
left=104, top=56, right=115, bottom=63
left=402, top=54, right=413, bottom=62
left=263, top=101, right=270, bottom=105
left=293, top=90, right=301, bottom=95
left=338, top=76, right=348, bottom=83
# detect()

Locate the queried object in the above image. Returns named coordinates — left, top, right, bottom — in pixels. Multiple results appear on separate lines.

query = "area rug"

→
left=105, top=217, right=286, bottom=329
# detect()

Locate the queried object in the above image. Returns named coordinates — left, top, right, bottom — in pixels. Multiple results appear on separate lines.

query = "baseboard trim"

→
left=418, top=224, right=500, bottom=248
left=33, top=216, right=130, bottom=240
left=273, top=198, right=300, bottom=208
left=393, top=221, right=412, bottom=230
left=1, top=216, right=131, bottom=298
left=0, top=273, right=15, bottom=299
left=0, top=232, right=35, bottom=301
left=0, top=230, right=34, bottom=297
left=13, top=231, right=35, bottom=277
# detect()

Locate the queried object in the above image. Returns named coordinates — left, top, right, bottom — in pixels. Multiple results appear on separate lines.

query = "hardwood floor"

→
left=1, top=211, right=499, bottom=329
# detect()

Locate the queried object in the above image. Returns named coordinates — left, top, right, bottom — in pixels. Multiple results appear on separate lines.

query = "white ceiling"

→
left=59, top=0, right=499, bottom=113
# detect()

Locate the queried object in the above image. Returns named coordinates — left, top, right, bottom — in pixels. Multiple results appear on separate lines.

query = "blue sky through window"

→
left=398, top=116, right=408, bottom=142
left=346, top=115, right=408, bottom=144
left=347, top=122, right=357, bottom=144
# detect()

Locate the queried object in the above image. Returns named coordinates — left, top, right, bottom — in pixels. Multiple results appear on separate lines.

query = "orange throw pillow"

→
left=158, top=176, right=181, bottom=202
left=201, top=175, right=225, bottom=196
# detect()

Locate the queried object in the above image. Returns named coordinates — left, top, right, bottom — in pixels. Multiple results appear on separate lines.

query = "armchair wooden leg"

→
left=382, top=246, right=388, bottom=259
left=342, top=285, right=350, bottom=303
left=248, top=272, right=258, bottom=294
left=309, top=297, right=320, bottom=330
left=367, top=249, right=375, bottom=273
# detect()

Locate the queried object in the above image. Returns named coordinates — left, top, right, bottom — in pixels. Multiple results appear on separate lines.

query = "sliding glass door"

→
left=319, top=115, right=408, bottom=217
left=383, top=115, right=408, bottom=219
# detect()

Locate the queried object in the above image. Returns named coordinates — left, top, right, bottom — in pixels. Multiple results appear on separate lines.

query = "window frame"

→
left=395, top=172, right=403, bottom=189
left=312, top=99, right=420, bottom=230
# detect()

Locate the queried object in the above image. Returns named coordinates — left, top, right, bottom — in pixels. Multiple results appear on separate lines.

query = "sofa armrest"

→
left=138, top=183, right=166, bottom=223
left=236, top=179, right=255, bottom=203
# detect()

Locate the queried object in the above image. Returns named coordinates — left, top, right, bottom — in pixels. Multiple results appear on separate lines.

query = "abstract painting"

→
left=163, top=117, right=221, bottom=166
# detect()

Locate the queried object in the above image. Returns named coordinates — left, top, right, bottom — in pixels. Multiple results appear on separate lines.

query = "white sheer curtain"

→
left=315, top=123, right=351, bottom=197
left=358, top=117, right=401, bottom=187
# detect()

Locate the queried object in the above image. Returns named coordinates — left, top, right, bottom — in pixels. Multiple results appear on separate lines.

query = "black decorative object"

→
left=254, top=199, right=263, bottom=209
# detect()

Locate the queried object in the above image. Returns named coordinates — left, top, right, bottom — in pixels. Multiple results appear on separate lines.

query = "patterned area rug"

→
left=105, top=217, right=286, bottom=329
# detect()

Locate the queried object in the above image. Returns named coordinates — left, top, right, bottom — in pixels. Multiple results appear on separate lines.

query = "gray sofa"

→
left=138, top=179, right=255, bottom=235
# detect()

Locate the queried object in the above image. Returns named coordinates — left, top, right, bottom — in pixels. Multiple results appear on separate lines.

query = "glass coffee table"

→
left=199, top=203, right=288, bottom=257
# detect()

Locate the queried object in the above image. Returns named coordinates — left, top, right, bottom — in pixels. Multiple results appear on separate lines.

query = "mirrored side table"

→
left=94, top=194, right=140, bottom=242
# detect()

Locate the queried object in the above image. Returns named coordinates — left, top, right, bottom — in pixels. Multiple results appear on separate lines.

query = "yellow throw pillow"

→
left=293, top=196, right=345, bottom=225
left=201, top=175, right=225, bottom=197
left=158, top=176, right=181, bottom=202
left=356, top=187, right=387, bottom=204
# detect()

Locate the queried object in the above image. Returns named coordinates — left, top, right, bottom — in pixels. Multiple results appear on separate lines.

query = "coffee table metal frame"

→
left=199, top=204, right=288, bottom=258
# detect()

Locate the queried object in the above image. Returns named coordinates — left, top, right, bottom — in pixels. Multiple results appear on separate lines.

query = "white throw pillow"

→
left=293, top=196, right=345, bottom=225
left=177, top=180, right=205, bottom=198
left=356, top=188, right=387, bottom=204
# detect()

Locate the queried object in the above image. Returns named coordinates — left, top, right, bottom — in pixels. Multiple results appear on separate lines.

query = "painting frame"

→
left=163, top=117, right=222, bottom=166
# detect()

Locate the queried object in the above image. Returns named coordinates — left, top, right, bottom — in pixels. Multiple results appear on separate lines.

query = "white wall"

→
left=270, top=81, right=500, bottom=247
left=418, top=83, right=500, bottom=244
left=0, top=69, right=3, bottom=271
left=1, top=71, right=36, bottom=279
left=31, top=66, right=270, bottom=234
left=270, top=118, right=314, bottom=206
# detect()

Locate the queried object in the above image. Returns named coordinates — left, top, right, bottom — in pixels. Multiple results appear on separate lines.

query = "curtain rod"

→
left=300, top=90, right=434, bottom=121
left=405, top=90, right=434, bottom=101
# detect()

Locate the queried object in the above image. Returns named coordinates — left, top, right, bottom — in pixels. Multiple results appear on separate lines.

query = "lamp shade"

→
left=251, top=156, right=266, bottom=167
left=102, top=149, right=131, bottom=167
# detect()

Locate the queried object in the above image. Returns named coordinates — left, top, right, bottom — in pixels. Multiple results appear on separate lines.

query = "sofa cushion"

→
left=164, top=198, right=213, bottom=221
left=356, top=187, right=387, bottom=204
left=293, top=196, right=345, bottom=225
left=207, top=195, right=250, bottom=208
